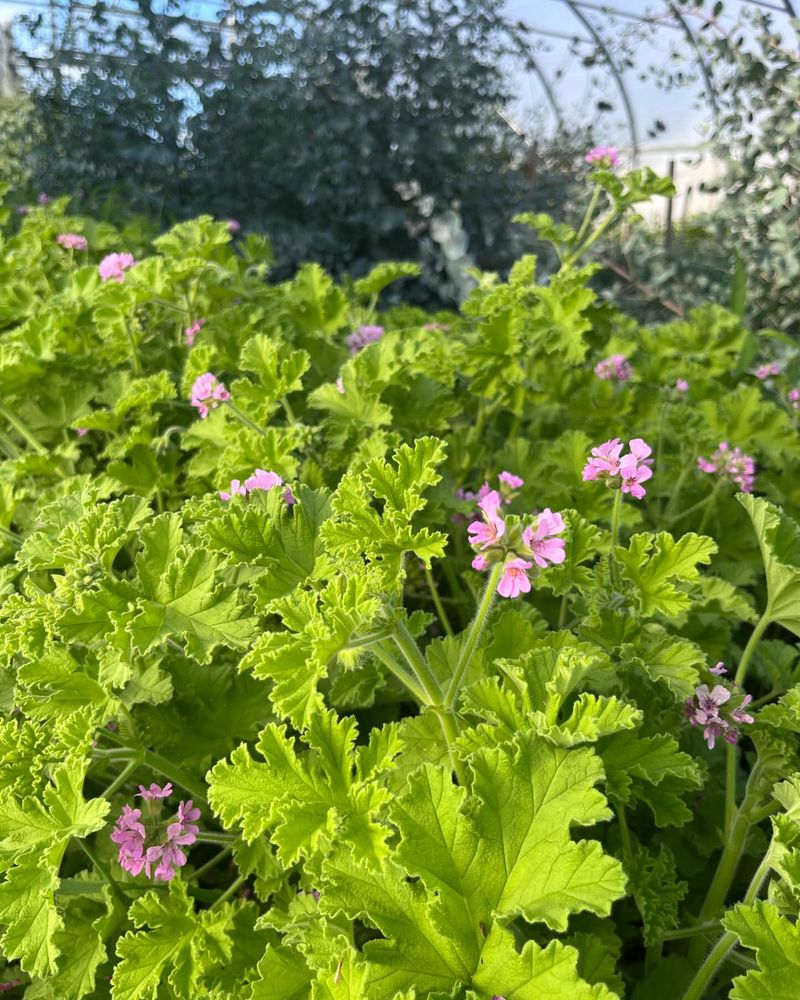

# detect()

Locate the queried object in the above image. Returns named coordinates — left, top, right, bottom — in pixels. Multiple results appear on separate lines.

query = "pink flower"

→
left=594, top=354, right=632, bottom=381
left=522, top=508, right=566, bottom=568
left=583, top=437, right=653, bottom=498
left=585, top=146, right=620, bottom=168
left=245, top=468, right=283, bottom=492
left=467, top=490, right=505, bottom=550
left=497, top=558, right=533, bottom=599
left=111, top=797, right=200, bottom=882
left=347, top=325, right=384, bottom=353
left=38, top=191, right=52, bottom=205
left=190, top=372, right=230, bottom=419
left=457, top=482, right=491, bottom=503
left=57, top=232, right=88, bottom=251
left=619, top=454, right=653, bottom=499
left=219, top=468, right=286, bottom=501
left=499, top=471, right=524, bottom=489
left=219, top=479, right=247, bottom=501
left=15, top=205, right=28, bottom=215
left=756, top=362, right=781, bottom=380
left=710, top=662, right=728, bottom=675
left=471, top=554, right=488, bottom=571
left=336, top=376, right=345, bottom=394
left=227, top=219, right=241, bottom=234
left=282, top=487, right=298, bottom=505
left=684, top=683, right=754, bottom=749
left=110, top=805, right=148, bottom=876
left=789, top=388, right=800, bottom=409
left=697, top=441, right=756, bottom=493
left=98, top=252, right=137, bottom=282
left=582, top=438, right=625, bottom=481
left=184, top=318, right=206, bottom=346
left=676, top=379, right=690, bottom=393
left=137, top=782, right=173, bottom=800
left=76, top=427, right=89, bottom=437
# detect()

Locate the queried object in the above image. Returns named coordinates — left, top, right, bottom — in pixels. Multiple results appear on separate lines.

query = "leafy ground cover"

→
left=1, top=166, right=800, bottom=999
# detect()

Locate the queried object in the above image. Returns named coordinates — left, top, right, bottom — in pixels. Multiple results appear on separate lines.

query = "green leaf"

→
left=617, top=532, right=717, bottom=617
left=469, top=925, right=619, bottom=1000
left=128, top=514, right=259, bottom=663
left=112, top=881, right=233, bottom=1000
left=353, top=262, right=421, bottom=300
left=725, top=900, right=800, bottom=999
left=250, top=945, right=314, bottom=999
left=208, top=712, right=398, bottom=867
left=0, top=863, right=62, bottom=977
left=738, top=494, right=800, bottom=636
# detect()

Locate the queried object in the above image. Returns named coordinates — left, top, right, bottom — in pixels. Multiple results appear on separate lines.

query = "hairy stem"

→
left=224, top=400, right=264, bottom=435
left=393, top=618, right=444, bottom=705
left=0, top=405, right=47, bottom=455
left=609, top=489, right=623, bottom=588
left=444, top=562, right=503, bottom=709
left=372, top=642, right=429, bottom=703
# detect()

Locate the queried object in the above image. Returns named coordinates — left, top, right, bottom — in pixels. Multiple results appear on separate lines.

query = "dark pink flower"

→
left=111, top=797, right=200, bottom=882
left=676, top=378, right=690, bottom=393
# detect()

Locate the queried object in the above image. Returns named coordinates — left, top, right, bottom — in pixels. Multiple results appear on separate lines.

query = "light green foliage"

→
left=725, top=901, right=800, bottom=999
left=617, top=532, right=718, bottom=617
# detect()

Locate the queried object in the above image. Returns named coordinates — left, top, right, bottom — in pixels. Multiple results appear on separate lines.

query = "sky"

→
left=0, top=0, right=792, bottom=155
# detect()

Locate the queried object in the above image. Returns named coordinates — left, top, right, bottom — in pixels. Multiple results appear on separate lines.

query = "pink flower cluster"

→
left=585, top=146, right=620, bottom=168
left=676, top=379, right=690, bottom=393
left=98, top=253, right=136, bottom=282
left=227, top=219, right=241, bottom=234
left=190, top=372, right=230, bottom=418
left=582, top=438, right=653, bottom=499
left=184, top=318, right=206, bottom=346
left=220, top=467, right=296, bottom=505
left=697, top=442, right=756, bottom=493
left=756, top=362, right=781, bottom=380
left=57, top=232, right=88, bottom=251
left=789, top=388, right=800, bottom=410
left=594, top=354, right=632, bottom=382
left=110, top=783, right=200, bottom=881
left=347, top=325, right=384, bottom=353
left=467, top=491, right=566, bottom=599
left=684, top=675, right=754, bottom=750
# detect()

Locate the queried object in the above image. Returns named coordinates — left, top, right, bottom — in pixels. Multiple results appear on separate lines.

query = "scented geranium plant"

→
left=1, top=170, right=800, bottom=1000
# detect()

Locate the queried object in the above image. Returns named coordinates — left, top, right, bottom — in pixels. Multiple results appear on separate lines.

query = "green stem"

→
left=372, top=642, right=429, bottom=703
left=662, top=457, right=695, bottom=519
left=225, top=400, right=264, bottom=435
left=682, top=854, right=772, bottom=1000
left=616, top=804, right=633, bottom=863
left=346, top=628, right=395, bottom=650
left=195, top=831, right=238, bottom=845
left=609, top=489, right=624, bottom=588
left=0, top=405, right=47, bottom=455
left=697, top=480, right=725, bottom=535
left=75, top=838, right=130, bottom=910
left=433, top=707, right=467, bottom=786
left=125, top=319, right=142, bottom=376
left=734, top=612, right=771, bottom=687
left=100, top=758, right=142, bottom=800
left=444, top=562, right=503, bottom=709
left=563, top=209, right=621, bottom=269
left=424, top=565, right=454, bottom=638
left=281, top=396, right=297, bottom=424
left=210, top=874, right=245, bottom=909
left=574, top=183, right=602, bottom=247
left=689, top=759, right=767, bottom=964
left=558, top=593, right=569, bottom=631
left=393, top=619, right=443, bottom=705
left=661, top=922, right=723, bottom=942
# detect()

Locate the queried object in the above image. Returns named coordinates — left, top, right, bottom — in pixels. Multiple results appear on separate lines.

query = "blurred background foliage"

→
left=0, top=1, right=798, bottom=323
